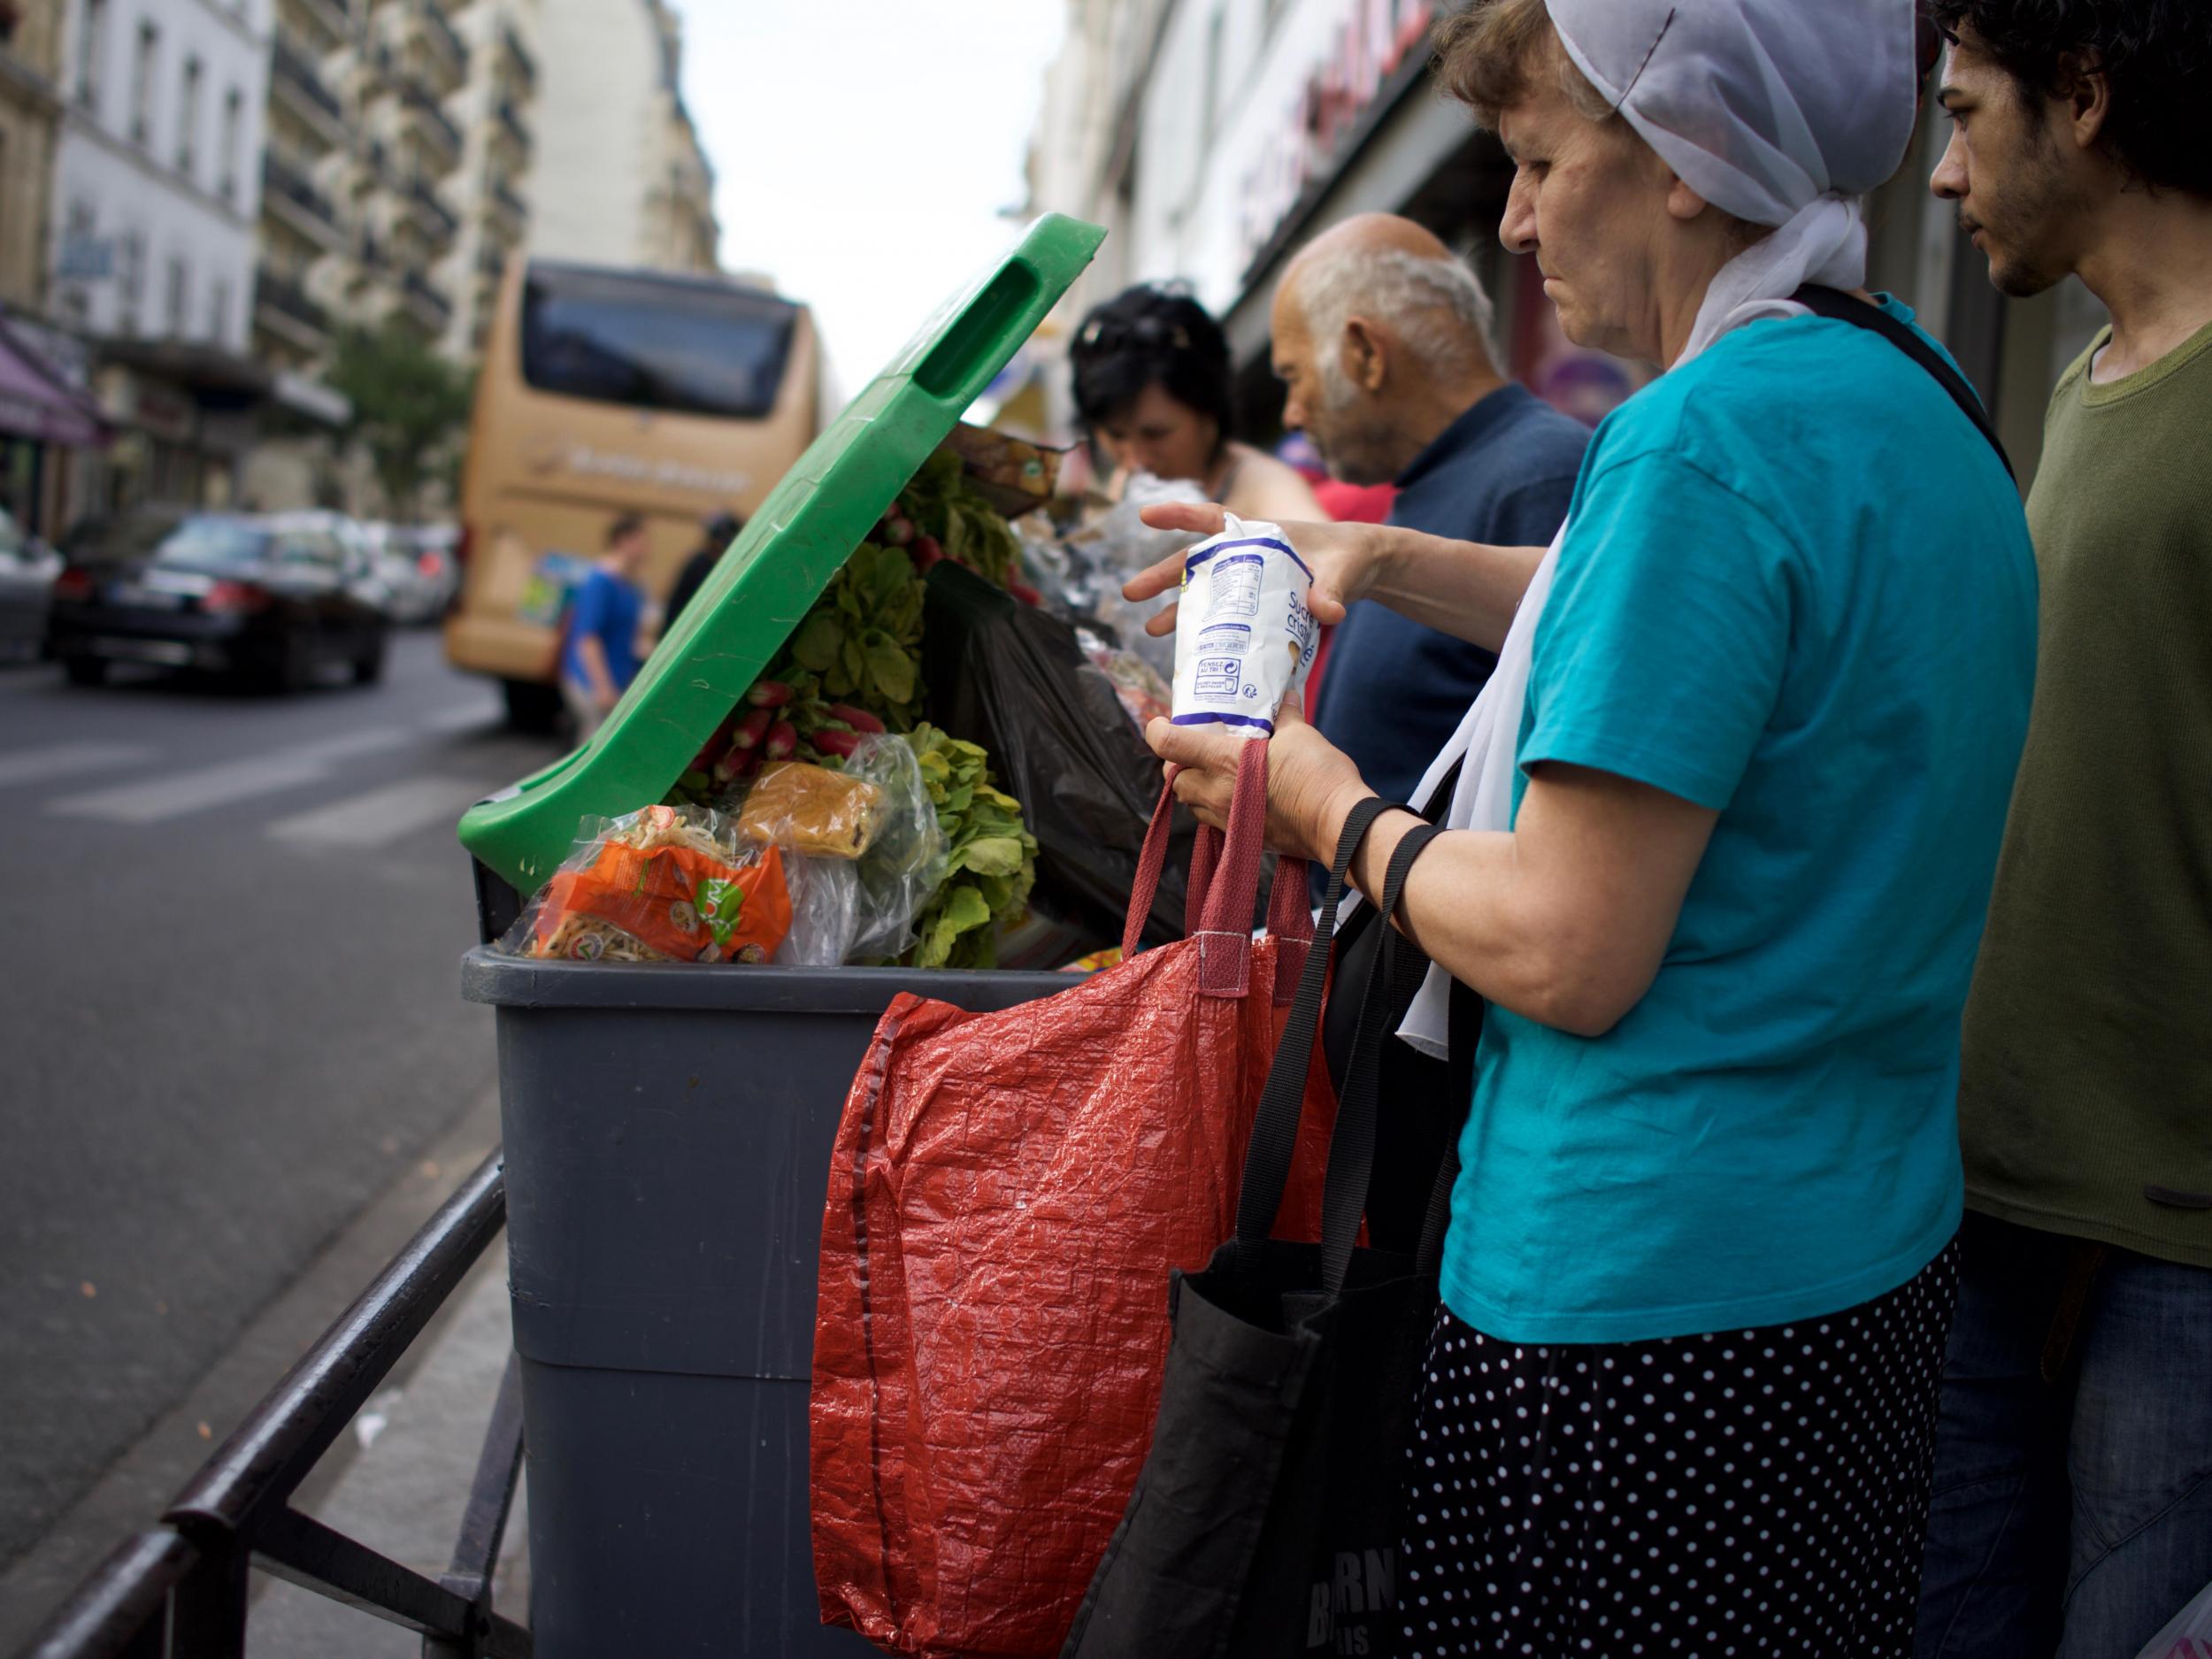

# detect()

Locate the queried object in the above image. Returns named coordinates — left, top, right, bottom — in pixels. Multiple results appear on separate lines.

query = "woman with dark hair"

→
left=1070, top=283, right=1325, bottom=523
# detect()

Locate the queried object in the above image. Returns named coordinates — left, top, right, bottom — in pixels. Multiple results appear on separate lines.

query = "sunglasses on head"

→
left=1074, top=313, right=1195, bottom=357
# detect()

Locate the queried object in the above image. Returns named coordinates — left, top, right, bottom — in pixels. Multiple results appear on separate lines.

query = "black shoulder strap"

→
left=1791, top=285, right=2016, bottom=484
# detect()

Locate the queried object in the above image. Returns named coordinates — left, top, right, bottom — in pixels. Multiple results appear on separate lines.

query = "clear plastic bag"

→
left=776, top=856, right=862, bottom=968
left=1061, top=471, right=1210, bottom=680
left=497, top=804, right=794, bottom=964
left=839, top=733, right=949, bottom=962
left=731, top=735, right=945, bottom=964
left=2135, top=1578, right=2212, bottom=1659
left=1076, top=625, right=1172, bottom=732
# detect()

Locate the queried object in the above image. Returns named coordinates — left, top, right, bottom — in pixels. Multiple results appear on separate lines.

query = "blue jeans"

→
left=1916, top=1210, right=2212, bottom=1658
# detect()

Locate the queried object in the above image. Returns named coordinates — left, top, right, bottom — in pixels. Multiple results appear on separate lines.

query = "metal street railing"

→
left=15, top=1152, right=526, bottom=1659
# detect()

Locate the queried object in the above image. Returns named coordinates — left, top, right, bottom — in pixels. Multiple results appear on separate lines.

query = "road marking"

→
left=419, top=700, right=503, bottom=734
left=0, top=742, right=150, bottom=790
left=45, top=726, right=411, bottom=825
left=266, top=775, right=488, bottom=849
left=310, top=727, right=415, bottom=763
left=50, top=755, right=332, bottom=824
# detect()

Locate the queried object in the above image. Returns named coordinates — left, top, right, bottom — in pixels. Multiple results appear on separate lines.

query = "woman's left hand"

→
left=1145, top=689, right=1371, bottom=864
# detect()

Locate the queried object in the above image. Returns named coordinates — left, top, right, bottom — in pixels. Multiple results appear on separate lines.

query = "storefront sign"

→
left=1238, top=0, right=1437, bottom=273
left=100, top=368, right=196, bottom=443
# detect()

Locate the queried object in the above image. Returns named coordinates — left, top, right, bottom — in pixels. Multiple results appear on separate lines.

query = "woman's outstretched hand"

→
left=1145, top=688, right=1371, bottom=865
left=1120, top=503, right=1393, bottom=639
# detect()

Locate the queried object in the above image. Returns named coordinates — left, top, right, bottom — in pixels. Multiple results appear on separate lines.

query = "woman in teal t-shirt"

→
left=1133, top=0, right=2036, bottom=1652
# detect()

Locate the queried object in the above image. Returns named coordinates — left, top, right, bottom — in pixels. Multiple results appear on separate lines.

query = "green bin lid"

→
left=457, top=212, right=1106, bottom=893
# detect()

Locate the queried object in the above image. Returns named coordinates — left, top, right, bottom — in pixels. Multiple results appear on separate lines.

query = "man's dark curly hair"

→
left=1928, top=0, right=2212, bottom=197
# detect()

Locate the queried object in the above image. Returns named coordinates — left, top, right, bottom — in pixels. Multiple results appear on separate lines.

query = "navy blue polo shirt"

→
left=1311, top=383, right=1588, bottom=807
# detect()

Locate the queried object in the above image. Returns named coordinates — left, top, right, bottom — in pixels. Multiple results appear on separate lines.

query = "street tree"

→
left=326, top=321, right=475, bottom=519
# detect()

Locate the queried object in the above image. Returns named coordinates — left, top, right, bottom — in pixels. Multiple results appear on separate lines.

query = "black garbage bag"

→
left=923, top=562, right=1193, bottom=950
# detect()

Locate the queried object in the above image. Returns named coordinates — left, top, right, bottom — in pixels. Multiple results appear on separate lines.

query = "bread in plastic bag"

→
left=736, top=761, right=886, bottom=860
left=498, top=803, right=794, bottom=964
left=730, top=734, right=945, bottom=965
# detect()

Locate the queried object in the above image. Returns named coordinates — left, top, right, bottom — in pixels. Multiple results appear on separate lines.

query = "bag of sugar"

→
left=1170, top=515, right=1318, bottom=741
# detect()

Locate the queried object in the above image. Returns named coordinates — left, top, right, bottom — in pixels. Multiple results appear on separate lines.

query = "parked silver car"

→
left=363, top=521, right=461, bottom=626
left=0, top=505, right=61, bottom=664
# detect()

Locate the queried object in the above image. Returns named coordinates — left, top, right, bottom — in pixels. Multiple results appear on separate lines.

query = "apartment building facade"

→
left=0, top=0, right=66, bottom=313
left=1025, top=0, right=2108, bottom=485
left=50, top=0, right=269, bottom=349
left=42, top=0, right=287, bottom=512
left=525, top=0, right=718, bottom=276
left=435, top=0, right=536, bottom=357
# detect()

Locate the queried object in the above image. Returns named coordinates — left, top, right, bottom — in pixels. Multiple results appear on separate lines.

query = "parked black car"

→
left=47, top=508, right=390, bottom=691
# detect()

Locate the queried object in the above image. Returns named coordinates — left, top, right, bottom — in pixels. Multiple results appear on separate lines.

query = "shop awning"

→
left=0, top=320, right=107, bottom=449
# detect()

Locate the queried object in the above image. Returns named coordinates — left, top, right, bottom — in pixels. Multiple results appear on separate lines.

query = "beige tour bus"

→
left=445, top=256, right=822, bottom=727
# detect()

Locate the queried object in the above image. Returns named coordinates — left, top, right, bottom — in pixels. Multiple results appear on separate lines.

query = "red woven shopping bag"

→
left=810, top=740, right=1334, bottom=1658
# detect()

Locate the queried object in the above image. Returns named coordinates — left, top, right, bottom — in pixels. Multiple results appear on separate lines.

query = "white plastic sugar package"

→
left=1170, top=514, right=1317, bottom=741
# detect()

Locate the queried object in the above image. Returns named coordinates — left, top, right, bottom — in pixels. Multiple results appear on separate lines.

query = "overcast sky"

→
left=679, top=2, right=1069, bottom=394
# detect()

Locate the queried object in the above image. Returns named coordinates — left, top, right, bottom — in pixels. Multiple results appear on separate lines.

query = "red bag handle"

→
left=1189, top=741, right=1267, bottom=997
left=1120, top=742, right=1310, bottom=1001
left=1122, top=769, right=1182, bottom=963
left=1186, top=797, right=1315, bottom=1006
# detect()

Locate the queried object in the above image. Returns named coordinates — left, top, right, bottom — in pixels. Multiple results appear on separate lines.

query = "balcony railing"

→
left=495, top=96, right=532, bottom=158
left=272, top=33, right=345, bottom=127
left=403, top=269, right=453, bottom=330
left=499, top=21, right=537, bottom=90
left=402, top=76, right=463, bottom=159
left=408, top=176, right=458, bottom=241
left=256, top=265, right=330, bottom=335
left=415, top=0, right=468, bottom=83
left=262, top=153, right=342, bottom=236
left=288, top=0, right=354, bottom=53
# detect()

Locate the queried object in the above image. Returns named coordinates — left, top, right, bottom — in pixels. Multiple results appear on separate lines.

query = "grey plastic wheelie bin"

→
left=459, top=213, right=1106, bottom=1657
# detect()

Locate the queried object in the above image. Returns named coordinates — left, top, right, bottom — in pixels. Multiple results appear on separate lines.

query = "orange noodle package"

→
left=502, top=803, right=793, bottom=964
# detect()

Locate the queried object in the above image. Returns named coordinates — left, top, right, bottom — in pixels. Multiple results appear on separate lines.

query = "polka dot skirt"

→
left=1399, top=1239, right=1960, bottom=1658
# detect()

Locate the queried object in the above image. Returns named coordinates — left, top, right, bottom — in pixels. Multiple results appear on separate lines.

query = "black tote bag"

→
left=1320, top=765, right=1483, bottom=1255
left=1063, top=803, right=1455, bottom=1659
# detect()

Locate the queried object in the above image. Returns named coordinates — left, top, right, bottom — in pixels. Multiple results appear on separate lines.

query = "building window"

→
left=165, top=255, right=189, bottom=336
left=1201, top=5, right=1226, bottom=147
left=119, top=229, right=145, bottom=335
left=129, top=20, right=157, bottom=146
left=219, top=88, right=242, bottom=200
left=208, top=275, right=232, bottom=342
left=75, top=0, right=108, bottom=110
left=178, top=55, right=203, bottom=177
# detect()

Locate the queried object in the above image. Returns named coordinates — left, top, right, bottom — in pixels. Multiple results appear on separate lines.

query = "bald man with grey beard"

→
left=1271, top=214, right=1588, bottom=812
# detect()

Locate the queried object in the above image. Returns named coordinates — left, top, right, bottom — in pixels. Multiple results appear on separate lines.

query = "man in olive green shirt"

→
left=1918, top=5, right=2212, bottom=1656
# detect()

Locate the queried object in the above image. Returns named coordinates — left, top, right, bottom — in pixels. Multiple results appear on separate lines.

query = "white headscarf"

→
left=1393, top=0, right=1919, bottom=1057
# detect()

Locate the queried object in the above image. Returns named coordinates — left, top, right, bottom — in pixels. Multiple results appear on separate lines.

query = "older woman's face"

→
left=1496, top=73, right=1674, bottom=363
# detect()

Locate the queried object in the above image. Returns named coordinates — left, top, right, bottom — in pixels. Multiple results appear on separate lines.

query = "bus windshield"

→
left=519, top=265, right=799, bottom=420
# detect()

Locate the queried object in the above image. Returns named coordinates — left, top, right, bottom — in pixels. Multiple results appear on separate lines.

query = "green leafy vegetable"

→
left=898, top=449, right=1022, bottom=588
left=901, top=723, right=1036, bottom=970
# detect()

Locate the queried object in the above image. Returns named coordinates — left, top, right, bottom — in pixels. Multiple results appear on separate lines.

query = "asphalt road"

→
left=0, top=632, right=557, bottom=1574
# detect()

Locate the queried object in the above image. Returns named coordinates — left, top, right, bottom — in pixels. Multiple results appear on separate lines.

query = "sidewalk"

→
left=245, top=1245, right=529, bottom=1657
left=0, top=1092, right=518, bottom=1655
